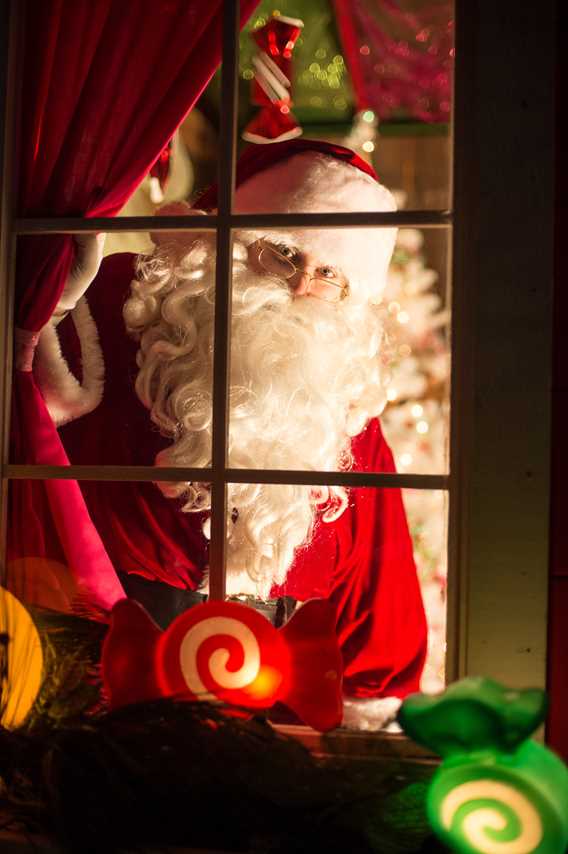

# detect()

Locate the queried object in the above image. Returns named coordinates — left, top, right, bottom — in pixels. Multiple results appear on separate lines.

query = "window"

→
left=0, top=0, right=554, bottom=744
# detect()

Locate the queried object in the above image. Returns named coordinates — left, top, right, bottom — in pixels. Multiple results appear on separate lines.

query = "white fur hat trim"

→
left=234, top=151, right=397, bottom=303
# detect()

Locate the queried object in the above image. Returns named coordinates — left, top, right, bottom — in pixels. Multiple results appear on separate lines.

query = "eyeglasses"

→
left=253, top=239, right=350, bottom=303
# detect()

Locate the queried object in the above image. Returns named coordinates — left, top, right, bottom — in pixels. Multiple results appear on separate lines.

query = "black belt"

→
left=118, top=572, right=296, bottom=631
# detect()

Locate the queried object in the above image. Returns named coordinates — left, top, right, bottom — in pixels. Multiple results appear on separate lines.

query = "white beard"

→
left=124, top=239, right=387, bottom=597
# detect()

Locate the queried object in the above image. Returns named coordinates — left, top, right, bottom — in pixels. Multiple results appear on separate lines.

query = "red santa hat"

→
left=158, top=139, right=397, bottom=304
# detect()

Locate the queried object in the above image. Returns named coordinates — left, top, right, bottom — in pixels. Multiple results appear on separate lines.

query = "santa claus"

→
left=35, top=140, right=427, bottom=730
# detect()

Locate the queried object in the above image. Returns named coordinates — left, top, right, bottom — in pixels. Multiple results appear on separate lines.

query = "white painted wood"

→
left=5, top=464, right=448, bottom=490
left=447, top=0, right=555, bottom=688
left=12, top=210, right=451, bottom=233
left=0, top=0, right=20, bottom=582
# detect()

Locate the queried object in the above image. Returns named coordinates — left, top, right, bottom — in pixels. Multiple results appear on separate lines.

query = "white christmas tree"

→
left=380, top=225, right=450, bottom=694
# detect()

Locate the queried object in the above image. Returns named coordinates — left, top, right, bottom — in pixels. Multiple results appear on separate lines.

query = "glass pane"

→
left=15, top=0, right=222, bottom=222
left=6, top=479, right=211, bottom=620
left=404, top=487, right=447, bottom=694
left=193, top=0, right=453, bottom=209
left=4, top=476, right=211, bottom=725
left=114, top=127, right=217, bottom=231
left=228, top=226, right=449, bottom=475
left=14, top=233, right=216, bottom=469
left=381, top=226, right=450, bottom=475
left=374, top=132, right=451, bottom=212
left=222, top=482, right=447, bottom=721
left=5, top=479, right=444, bottom=728
left=1, top=476, right=203, bottom=724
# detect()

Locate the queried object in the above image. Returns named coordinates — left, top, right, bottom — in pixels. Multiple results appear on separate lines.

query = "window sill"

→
left=273, top=723, right=438, bottom=764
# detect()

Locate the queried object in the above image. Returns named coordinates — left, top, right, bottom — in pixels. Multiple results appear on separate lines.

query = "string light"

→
left=362, top=140, right=375, bottom=153
left=416, top=420, right=429, bottom=434
left=397, top=310, right=410, bottom=324
left=386, top=388, right=398, bottom=402
left=400, top=453, right=413, bottom=467
left=411, top=404, right=424, bottom=418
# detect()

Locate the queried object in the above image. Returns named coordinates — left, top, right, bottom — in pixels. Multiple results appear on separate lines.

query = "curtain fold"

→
left=10, top=0, right=258, bottom=611
left=332, top=0, right=453, bottom=123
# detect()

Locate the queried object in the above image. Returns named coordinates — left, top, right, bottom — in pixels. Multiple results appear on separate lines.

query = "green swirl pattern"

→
left=399, top=678, right=568, bottom=854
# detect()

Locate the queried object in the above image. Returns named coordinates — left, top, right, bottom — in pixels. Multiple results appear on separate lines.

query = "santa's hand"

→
left=342, top=696, right=402, bottom=732
left=150, top=201, right=209, bottom=251
left=52, top=233, right=106, bottom=322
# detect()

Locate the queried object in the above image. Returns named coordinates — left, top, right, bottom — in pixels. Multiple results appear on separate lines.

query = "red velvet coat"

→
left=59, top=253, right=428, bottom=699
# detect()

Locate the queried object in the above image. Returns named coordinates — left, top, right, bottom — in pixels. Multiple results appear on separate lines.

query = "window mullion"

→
left=208, top=0, right=240, bottom=602
left=12, top=210, right=452, bottom=234
left=4, top=463, right=448, bottom=491
left=0, top=0, right=21, bottom=587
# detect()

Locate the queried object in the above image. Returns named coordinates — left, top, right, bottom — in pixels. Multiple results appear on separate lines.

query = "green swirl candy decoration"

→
left=398, top=678, right=568, bottom=854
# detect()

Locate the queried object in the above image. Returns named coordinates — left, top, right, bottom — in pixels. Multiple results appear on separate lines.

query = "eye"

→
left=275, top=243, right=297, bottom=260
left=318, top=266, right=337, bottom=279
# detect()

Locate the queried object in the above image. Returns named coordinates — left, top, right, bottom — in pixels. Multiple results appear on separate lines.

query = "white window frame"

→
left=447, top=0, right=554, bottom=690
left=0, top=0, right=555, bottom=728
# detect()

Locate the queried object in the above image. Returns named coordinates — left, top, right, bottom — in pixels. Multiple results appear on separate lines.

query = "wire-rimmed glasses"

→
left=253, top=239, right=350, bottom=303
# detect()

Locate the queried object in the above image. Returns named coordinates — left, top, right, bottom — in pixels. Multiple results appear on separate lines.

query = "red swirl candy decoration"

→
left=102, top=598, right=343, bottom=732
left=159, top=601, right=288, bottom=708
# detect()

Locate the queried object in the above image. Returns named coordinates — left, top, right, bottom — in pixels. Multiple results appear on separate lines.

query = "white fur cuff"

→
left=341, top=696, right=402, bottom=732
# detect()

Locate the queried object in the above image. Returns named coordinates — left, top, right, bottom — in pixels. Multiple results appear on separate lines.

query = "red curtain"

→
left=333, top=0, right=453, bottom=122
left=9, top=0, right=258, bottom=611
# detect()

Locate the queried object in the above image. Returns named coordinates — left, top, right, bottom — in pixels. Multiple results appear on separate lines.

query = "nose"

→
left=291, top=271, right=311, bottom=296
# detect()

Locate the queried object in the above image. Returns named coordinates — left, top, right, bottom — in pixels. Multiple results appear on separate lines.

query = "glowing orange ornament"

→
left=0, top=587, right=44, bottom=728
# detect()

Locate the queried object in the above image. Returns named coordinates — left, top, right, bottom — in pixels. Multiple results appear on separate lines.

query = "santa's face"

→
left=247, top=238, right=350, bottom=303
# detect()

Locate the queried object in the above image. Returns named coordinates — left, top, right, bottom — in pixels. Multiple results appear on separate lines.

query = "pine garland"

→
left=0, top=698, right=444, bottom=854
left=0, top=609, right=443, bottom=853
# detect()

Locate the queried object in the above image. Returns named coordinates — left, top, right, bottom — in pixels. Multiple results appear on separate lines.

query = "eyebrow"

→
left=270, top=239, right=302, bottom=261
left=272, top=238, right=299, bottom=252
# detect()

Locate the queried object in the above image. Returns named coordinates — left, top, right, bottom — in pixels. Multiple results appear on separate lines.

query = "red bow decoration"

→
left=243, top=14, right=304, bottom=144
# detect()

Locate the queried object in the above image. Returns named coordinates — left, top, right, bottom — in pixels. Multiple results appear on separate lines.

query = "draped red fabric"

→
left=10, top=0, right=258, bottom=610
left=332, top=0, right=453, bottom=123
